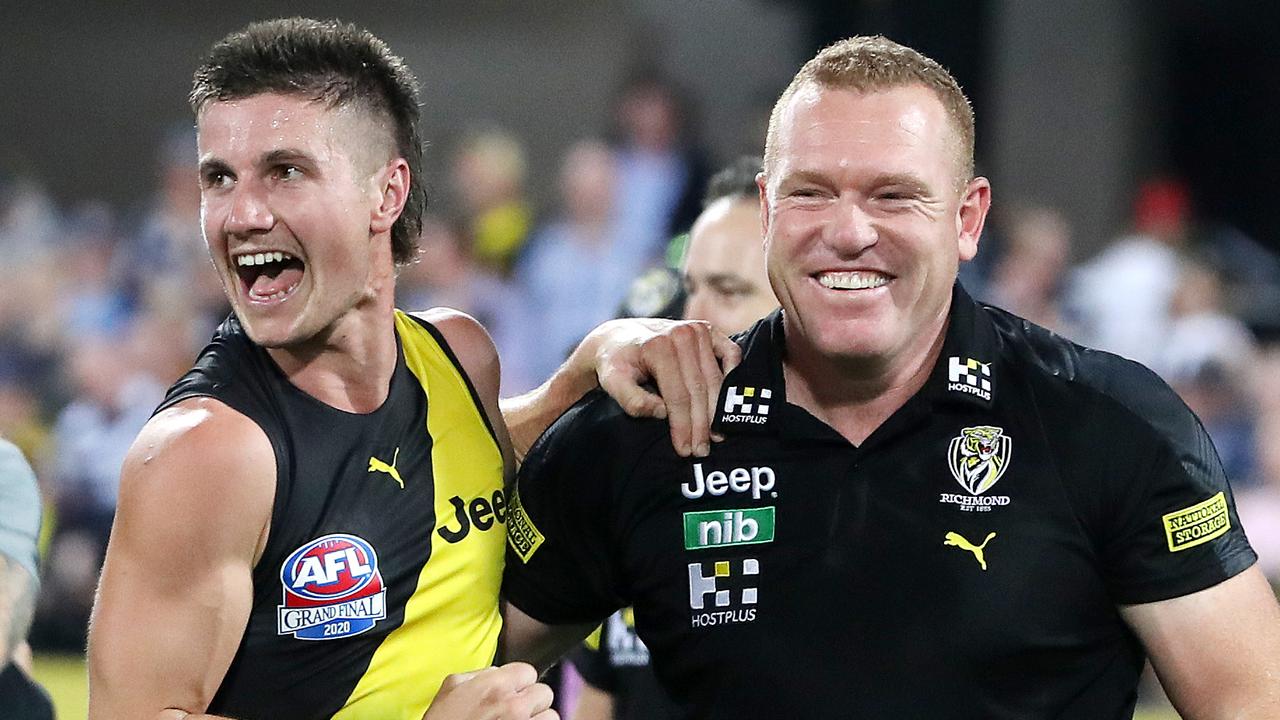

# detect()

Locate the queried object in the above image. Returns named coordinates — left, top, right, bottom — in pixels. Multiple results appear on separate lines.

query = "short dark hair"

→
left=704, top=155, right=763, bottom=207
left=191, top=17, right=426, bottom=265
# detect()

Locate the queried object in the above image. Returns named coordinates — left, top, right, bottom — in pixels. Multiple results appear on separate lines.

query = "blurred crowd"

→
left=2, top=68, right=1280, bottom=660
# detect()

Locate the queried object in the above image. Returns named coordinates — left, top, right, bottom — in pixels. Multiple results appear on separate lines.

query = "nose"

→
left=824, top=195, right=878, bottom=256
left=224, top=180, right=275, bottom=237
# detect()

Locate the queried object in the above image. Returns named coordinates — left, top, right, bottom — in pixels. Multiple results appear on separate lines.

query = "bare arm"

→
left=88, top=399, right=275, bottom=720
left=1122, top=565, right=1280, bottom=719
left=501, top=318, right=742, bottom=463
left=570, top=681, right=615, bottom=720
left=0, top=554, right=36, bottom=671
left=501, top=602, right=599, bottom=673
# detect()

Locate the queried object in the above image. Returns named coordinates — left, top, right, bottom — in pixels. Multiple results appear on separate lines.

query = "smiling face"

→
left=197, top=92, right=397, bottom=349
left=761, top=83, right=990, bottom=371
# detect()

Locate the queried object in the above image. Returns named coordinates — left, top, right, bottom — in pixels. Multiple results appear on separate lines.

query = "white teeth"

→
left=235, top=251, right=294, bottom=267
left=818, top=271, right=891, bottom=290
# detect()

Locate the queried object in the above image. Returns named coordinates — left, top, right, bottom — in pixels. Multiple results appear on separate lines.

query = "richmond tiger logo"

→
left=947, top=426, right=1012, bottom=495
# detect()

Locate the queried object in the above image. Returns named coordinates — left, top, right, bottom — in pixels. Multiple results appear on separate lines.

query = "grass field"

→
left=29, top=652, right=1184, bottom=719
left=32, top=653, right=88, bottom=720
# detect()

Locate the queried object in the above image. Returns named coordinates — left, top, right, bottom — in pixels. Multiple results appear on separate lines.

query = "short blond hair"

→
left=764, top=36, right=975, bottom=188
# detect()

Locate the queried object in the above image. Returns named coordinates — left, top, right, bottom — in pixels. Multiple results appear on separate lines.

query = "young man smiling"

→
left=87, top=18, right=735, bottom=720
left=502, top=36, right=1280, bottom=718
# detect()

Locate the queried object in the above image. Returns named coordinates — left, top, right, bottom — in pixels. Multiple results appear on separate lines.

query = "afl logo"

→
left=277, top=533, right=387, bottom=641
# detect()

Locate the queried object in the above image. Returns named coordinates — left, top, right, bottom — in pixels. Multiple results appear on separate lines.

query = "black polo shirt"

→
left=504, top=285, right=1256, bottom=719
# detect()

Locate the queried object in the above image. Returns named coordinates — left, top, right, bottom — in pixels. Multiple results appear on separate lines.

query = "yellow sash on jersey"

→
left=334, top=311, right=505, bottom=719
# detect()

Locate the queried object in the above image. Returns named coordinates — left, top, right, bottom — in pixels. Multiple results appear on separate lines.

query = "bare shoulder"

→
left=409, top=308, right=501, bottom=401
left=118, top=396, right=275, bottom=559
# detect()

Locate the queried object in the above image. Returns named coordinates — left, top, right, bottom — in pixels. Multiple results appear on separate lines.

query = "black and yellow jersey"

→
left=504, top=284, right=1256, bottom=719
left=157, top=310, right=506, bottom=720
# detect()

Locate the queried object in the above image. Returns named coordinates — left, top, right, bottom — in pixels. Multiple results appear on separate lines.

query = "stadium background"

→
left=2, top=1, right=1278, bottom=717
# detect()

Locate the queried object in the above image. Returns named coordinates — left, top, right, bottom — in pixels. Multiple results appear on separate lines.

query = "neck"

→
left=782, top=309, right=949, bottom=446
left=267, top=268, right=399, bottom=414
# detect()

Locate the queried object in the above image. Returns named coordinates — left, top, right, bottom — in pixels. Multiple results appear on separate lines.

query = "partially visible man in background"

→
left=570, top=156, right=776, bottom=720
left=0, top=437, right=54, bottom=720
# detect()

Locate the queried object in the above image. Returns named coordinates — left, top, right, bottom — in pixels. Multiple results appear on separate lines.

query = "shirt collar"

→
left=712, top=283, right=999, bottom=437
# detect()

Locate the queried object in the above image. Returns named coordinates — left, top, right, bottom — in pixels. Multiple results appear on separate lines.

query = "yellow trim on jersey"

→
left=335, top=311, right=506, bottom=719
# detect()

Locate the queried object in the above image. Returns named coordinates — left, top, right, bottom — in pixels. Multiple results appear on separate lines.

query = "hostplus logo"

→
left=947, top=357, right=992, bottom=401
left=721, top=386, right=772, bottom=425
left=688, top=558, right=759, bottom=627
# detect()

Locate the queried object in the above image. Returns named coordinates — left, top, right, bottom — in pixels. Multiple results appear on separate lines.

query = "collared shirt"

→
left=504, top=285, right=1255, bottom=719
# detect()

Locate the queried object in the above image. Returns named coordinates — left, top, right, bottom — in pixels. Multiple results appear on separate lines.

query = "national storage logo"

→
left=1163, top=492, right=1230, bottom=552
left=684, top=507, right=775, bottom=550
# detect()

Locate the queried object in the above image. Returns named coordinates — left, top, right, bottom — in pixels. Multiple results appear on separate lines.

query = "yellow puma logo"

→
left=368, top=448, right=404, bottom=489
left=944, top=531, right=996, bottom=570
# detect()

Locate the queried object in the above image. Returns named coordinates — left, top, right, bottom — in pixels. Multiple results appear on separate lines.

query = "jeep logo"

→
left=437, top=489, right=507, bottom=543
left=682, top=463, right=776, bottom=500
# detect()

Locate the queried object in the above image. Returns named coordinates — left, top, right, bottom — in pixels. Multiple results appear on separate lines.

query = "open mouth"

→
left=234, top=251, right=305, bottom=303
left=815, top=270, right=892, bottom=291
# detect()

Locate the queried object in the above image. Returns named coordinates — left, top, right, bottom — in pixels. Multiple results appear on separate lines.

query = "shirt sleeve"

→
left=503, top=392, right=639, bottom=625
left=0, top=439, right=42, bottom=581
left=1085, top=360, right=1256, bottom=605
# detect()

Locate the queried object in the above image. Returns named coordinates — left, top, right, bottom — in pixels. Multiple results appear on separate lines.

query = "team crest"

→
left=947, top=426, right=1012, bottom=495
left=277, top=533, right=387, bottom=641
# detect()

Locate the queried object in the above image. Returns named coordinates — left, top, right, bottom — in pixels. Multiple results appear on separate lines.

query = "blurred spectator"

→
left=0, top=174, right=60, bottom=267
left=452, top=128, right=534, bottom=275
left=515, top=140, right=655, bottom=384
left=611, top=71, right=709, bottom=253
left=398, top=216, right=532, bottom=394
left=59, top=203, right=133, bottom=339
left=1068, top=177, right=1190, bottom=368
left=1234, top=346, right=1280, bottom=582
left=40, top=335, right=163, bottom=645
left=983, top=206, right=1078, bottom=338
left=1162, top=259, right=1259, bottom=486
left=121, top=127, right=229, bottom=334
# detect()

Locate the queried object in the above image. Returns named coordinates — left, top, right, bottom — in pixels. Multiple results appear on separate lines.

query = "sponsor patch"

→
left=277, top=534, right=386, bottom=640
left=947, top=357, right=992, bottom=401
left=721, top=385, right=772, bottom=425
left=684, top=507, right=775, bottom=550
left=506, top=489, right=545, bottom=563
left=941, top=426, right=1012, bottom=512
left=1163, top=492, right=1230, bottom=552
left=688, top=558, right=760, bottom=627
left=682, top=463, right=777, bottom=500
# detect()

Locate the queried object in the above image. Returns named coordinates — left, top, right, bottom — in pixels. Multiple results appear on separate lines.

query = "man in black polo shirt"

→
left=503, top=36, right=1280, bottom=718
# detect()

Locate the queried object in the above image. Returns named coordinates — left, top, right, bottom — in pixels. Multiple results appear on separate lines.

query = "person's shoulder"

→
left=988, top=306, right=1198, bottom=445
left=403, top=307, right=500, bottom=395
left=121, top=397, right=275, bottom=538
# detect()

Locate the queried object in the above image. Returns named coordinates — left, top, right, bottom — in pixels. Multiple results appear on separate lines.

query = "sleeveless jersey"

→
left=156, top=311, right=506, bottom=720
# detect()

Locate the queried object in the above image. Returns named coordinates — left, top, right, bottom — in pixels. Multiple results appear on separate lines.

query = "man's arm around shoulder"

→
left=88, top=398, right=274, bottom=720
left=1123, top=565, right=1280, bottom=719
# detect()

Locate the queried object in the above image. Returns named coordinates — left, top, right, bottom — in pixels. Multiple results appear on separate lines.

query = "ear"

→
left=956, top=176, right=992, bottom=262
left=370, top=158, right=411, bottom=235
left=756, top=171, right=772, bottom=244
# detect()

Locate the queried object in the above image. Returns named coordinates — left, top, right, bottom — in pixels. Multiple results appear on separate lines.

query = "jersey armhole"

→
left=402, top=312, right=501, bottom=448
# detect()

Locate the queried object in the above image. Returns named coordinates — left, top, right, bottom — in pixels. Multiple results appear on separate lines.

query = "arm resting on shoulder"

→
left=87, top=399, right=275, bottom=720
left=501, top=318, right=741, bottom=463
left=1122, top=565, right=1280, bottom=719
